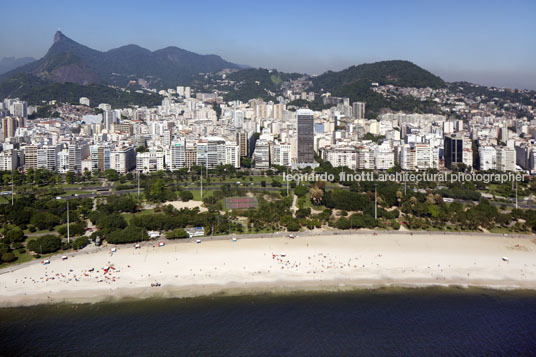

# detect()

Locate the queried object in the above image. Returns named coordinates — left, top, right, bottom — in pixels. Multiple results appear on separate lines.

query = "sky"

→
left=1, top=0, right=535, bottom=89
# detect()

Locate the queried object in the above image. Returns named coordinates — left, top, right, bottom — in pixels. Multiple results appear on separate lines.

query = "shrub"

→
left=1, top=252, right=16, bottom=263
left=72, top=236, right=90, bottom=250
left=286, top=221, right=301, bottom=232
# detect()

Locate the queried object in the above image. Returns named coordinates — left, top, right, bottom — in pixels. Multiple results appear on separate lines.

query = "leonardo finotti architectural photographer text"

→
left=282, top=171, right=524, bottom=184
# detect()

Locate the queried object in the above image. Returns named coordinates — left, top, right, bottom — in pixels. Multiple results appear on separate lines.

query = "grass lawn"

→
left=192, top=189, right=214, bottom=201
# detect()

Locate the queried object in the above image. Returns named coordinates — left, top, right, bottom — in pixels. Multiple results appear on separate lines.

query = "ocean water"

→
left=1, top=287, right=536, bottom=356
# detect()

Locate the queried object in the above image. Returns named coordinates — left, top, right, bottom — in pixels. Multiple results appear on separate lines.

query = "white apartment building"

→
left=253, top=140, right=270, bottom=169
left=375, top=145, right=395, bottom=170
left=321, top=146, right=357, bottom=170
left=136, top=151, right=165, bottom=173
left=225, top=143, right=240, bottom=168
left=496, top=146, right=516, bottom=171
left=272, top=142, right=292, bottom=167
left=357, top=146, right=374, bottom=169
left=110, top=146, right=136, bottom=174
left=0, top=150, right=16, bottom=171
left=479, top=146, right=497, bottom=170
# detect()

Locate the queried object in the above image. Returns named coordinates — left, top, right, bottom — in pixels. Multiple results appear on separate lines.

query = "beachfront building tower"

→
left=297, top=108, right=314, bottom=164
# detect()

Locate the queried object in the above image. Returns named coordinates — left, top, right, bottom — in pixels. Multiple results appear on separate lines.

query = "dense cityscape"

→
left=1, top=1, right=536, bottom=352
left=1, top=77, right=535, bottom=175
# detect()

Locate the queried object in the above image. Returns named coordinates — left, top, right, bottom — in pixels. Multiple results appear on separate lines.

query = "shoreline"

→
left=1, top=232, right=535, bottom=307
left=2, top=279, right=536, bottom=308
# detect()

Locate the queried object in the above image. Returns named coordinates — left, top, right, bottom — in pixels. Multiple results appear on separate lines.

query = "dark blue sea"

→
left=1, top=287, right=536, bottom=356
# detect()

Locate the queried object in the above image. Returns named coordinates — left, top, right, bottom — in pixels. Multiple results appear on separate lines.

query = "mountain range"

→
left=0, top=31, right=459, bottom=112
left=1, top=31, right=243, bottom=89
left=0, top=57, right=36, bottom=75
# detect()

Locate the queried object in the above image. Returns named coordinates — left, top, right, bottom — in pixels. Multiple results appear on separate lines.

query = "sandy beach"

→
left=1, top=232, right=535, bottom=307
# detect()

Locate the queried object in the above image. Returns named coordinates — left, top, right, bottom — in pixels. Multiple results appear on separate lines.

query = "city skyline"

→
left=1, top=0, right=535, bottom=90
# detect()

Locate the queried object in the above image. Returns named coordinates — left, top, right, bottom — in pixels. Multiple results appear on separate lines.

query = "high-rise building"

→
left=400, top=144, right=415, bottom=170
left=272, top=142, right=292, bottom=167
left=57, top=150, right=70, bottom=173
left=296, top=109, right=314, bottom=164
left=169, top=139, right=186, bottom=170
left=37, top=145, right=59, bottom=171
left=444, top=134, right=465, bottom=169
left=321, top=145, right=357, bottom=170
left=136, top=151, right=165, bottom=173
left=110, top=146, right=136, bottom=173
left=253, top=140, right=270, bottom=169
left=357, top=146, right=374, bottom=169
left=236, top=132, right=248, bottom=158
left=352, top=102, right=365, bottom=119
left=23, top=145, right=38, bottom=170
left=496, top=147, right=516, bottom=171
left=225, top=143, right=240, bottom=168
left=12, top=100, right=27, bottom=118
left=68, top=144, right=82, bottom=173
left=0, top=150, right=17, bottom=171
left=375, top=144, right=395, bottom=170
left=103, top=110, right=115, bottom=130
left=233, top=110, right=244, bottom=128
left=479, top=146, right=497, bottom=171
left=2, top=117, right=17, bottom=139
left=90, top=145, right=111, bottom=172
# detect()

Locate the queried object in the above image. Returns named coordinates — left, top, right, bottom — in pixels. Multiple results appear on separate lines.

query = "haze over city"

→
left=1, top=0, right=535, bottom=89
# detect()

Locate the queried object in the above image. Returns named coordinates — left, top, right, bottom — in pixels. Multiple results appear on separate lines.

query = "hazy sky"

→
left=1, top=0, right=535, bottom=89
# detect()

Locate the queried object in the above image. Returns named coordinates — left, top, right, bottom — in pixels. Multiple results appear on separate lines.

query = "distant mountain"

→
left=0, top=57, right=36, bottom=75
left=309, top=60, right=446, bottom=117
left=220, top=68, right=303, bottom=102
left=313, top=60, right=446, bottom=92
left=0, top=31, right=243, bottom=95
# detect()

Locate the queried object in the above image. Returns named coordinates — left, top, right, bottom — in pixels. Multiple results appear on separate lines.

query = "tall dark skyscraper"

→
left=297, top=109, right=314, bottom=163
left=444, top=133, right=464, bottom=169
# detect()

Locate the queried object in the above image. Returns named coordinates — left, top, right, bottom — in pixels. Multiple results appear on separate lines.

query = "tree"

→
left=180, top=191, right=194, bottom=202
left=4, top=229, right=25, bottom=244
left=106, top=226, right=148, bottom=244
left=294, top=185, right=308, bottom=197
left=166, top=228, right=189, bottom=239
left=310, top=186, right=324, bottom=205
left=104, top=169, right=120, bottom=181
left=65, top=171, right=76, bottom=184
left=27, top=235, right=62, bottom=254
left=30, top=212, right=61, bottom=231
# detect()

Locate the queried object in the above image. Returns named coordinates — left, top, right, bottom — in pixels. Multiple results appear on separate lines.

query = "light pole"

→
left=137, top=170, right=140, bottom=198
left=11, top=170, right=14, bottom=206
left=286, top=167, right=289, bottom=197
left=374, top=184, right=378, bottom=220
left=515, top=181, right=518, bottom=210
left=56, top=196, right=70, bottom=244
left=200, top=163, right=203, bottom=199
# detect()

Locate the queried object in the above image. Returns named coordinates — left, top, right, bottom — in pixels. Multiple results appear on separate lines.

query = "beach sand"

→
left=1, top=233, right=535, bottom=307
